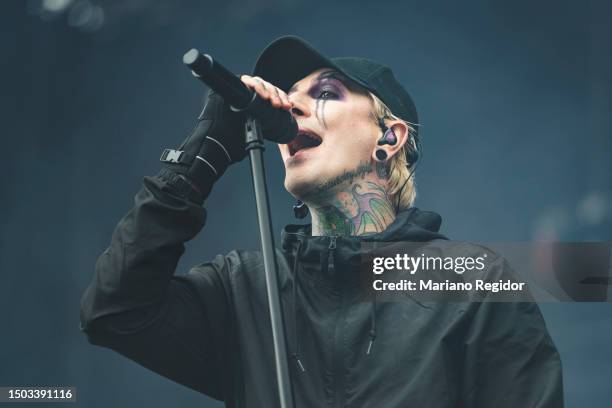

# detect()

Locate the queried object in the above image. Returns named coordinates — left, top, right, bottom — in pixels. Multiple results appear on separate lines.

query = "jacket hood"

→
left=280, top=207, right=448, bottom=288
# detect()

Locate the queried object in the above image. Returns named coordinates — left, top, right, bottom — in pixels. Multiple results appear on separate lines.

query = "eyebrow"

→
left=287, top=69, right=353, bottom=95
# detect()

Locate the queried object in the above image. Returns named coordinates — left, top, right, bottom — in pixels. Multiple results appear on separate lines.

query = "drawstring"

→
left=291, top=239, right=306, bottom=372
left=366, top=295, right=377, bottom=355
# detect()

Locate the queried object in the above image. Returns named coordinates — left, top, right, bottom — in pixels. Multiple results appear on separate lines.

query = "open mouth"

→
left=288, top=130, right=322, bottom=156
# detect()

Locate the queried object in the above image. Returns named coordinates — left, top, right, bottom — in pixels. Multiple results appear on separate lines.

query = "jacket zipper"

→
left=328, top=235, right=347, bottom=407
left=327, top=235, right=337, bottom=274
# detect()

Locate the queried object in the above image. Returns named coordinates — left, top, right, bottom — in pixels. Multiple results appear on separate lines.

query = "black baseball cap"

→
left=253, top=35, right=419, bottom=133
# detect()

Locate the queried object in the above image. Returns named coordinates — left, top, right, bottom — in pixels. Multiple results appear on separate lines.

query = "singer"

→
left=80, top=36, right=563, bottom=407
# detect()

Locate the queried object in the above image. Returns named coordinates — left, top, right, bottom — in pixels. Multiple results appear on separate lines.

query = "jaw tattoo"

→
left=314, top=162, right=373, bottom=193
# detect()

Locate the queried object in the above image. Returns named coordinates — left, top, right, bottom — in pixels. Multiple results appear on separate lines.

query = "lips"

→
left=288, top=129, right=322, bottom=156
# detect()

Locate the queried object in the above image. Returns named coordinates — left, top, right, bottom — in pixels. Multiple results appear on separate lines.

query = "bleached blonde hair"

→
left=369, top=93, right=419, bottom=211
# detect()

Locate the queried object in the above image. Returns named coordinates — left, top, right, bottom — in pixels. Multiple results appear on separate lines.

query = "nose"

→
left=289, top=92, right=311, bottom=118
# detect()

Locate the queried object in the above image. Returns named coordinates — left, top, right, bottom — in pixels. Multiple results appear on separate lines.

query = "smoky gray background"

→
left=1, top=0, right=611, bottom=406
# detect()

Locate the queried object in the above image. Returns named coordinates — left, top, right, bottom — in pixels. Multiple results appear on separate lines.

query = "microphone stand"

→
left=243, top=116, right=295, bottom=408
left=183, top=49, right=295, bottom=408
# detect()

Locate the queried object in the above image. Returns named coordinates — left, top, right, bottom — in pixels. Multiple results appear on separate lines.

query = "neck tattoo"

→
left=308, top=162, right=396, bottom=236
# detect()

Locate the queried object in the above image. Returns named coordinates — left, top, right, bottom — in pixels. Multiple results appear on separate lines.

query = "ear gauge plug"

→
left=375, top=149, right=388, bottom=161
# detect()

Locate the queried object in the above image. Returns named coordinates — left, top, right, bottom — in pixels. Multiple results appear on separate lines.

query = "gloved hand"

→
left=159, top=90, right=247, bottom=203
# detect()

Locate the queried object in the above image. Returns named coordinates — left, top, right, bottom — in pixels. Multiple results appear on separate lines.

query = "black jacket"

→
left=81, top=173, right=564, bottom=407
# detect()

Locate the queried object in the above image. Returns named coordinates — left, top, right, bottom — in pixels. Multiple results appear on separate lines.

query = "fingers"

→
left=240, top=75, right=292, bottom=110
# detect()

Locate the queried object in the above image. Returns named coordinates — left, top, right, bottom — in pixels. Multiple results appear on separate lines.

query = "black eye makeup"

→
left=302, top=70, right=365, bottom=130
left=308, top=78, right=346, bottom=101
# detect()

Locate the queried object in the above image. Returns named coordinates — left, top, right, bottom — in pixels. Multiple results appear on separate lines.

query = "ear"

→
left=371, top=120, right=410, bottom=162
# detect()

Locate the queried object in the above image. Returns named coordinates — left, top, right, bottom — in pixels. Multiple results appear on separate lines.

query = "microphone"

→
left=183, top=48, right=297, bottom=144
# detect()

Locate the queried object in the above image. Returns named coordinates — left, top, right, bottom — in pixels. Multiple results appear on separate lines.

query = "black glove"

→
left=158, top=90, right=247, bottom=203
